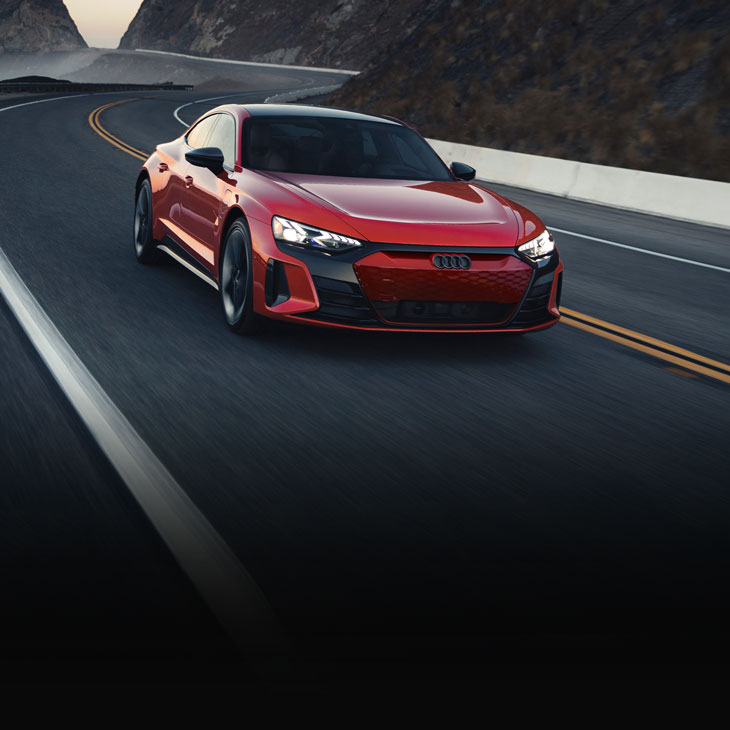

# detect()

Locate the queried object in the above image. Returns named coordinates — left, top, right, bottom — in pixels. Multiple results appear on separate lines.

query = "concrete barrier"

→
left=428, top=138, right=730, bottom=230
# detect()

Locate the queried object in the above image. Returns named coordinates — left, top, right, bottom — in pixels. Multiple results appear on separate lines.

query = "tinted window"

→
left=206, top=114, right=236, bottom=169
left=243, top=116, right=452, bottom=181
left=186, top=115, right=218, bottom=149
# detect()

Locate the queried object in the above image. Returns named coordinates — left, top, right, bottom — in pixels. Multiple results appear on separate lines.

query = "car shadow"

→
left=260, top=317, right=551, bottom=365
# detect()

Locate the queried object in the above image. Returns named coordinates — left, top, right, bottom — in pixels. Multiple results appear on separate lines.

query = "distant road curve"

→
left=134, top=48, right=360, bottom=76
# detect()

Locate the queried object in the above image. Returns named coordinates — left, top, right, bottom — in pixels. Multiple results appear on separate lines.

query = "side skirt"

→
left=157, top=237, right=219, bottom=291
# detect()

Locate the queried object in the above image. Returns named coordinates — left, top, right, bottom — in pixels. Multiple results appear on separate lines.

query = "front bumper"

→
left=254, top=228, right=562, bottom=332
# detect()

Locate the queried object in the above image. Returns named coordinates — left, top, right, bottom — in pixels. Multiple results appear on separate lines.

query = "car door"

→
left=172, top=114, right=220, bottom=269
left=181, top=112, right=238, bottom=275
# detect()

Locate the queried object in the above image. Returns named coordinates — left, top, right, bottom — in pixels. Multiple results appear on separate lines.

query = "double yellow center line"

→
left=87, top=100, right=730, bottom=384
left=561, top=308, right=730, bottom=383
left=88, top=99, right=148, bottom=161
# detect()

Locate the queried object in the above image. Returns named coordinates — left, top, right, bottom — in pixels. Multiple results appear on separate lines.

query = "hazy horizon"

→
left=63, top=0, right=143, bottom=49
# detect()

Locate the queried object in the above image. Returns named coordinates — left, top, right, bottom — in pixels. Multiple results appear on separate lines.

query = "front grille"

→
left=354, top=252, right=533, bottom=304
left=352, top=250, right=532, bottom=327
left=373, top=300, right=516, bottom=325
left=303, top=276, right=380, bottom=325
left=510, top=272, right=558, bottom=328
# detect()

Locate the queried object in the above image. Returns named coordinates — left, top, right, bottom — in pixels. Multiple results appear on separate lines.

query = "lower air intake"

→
left=373, top=300, right=516, bottom=325
left=302, top=276, right=380, bottom=325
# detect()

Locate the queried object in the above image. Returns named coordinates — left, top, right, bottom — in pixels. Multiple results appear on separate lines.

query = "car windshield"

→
left=243, top=115, right=453, bottom=181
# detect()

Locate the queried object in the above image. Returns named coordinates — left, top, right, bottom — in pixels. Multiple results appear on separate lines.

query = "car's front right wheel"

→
left=220, top=219, right=260, bottom=334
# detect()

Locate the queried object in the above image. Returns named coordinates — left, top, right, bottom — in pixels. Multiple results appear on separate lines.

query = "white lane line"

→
left=550, top=226, right=730, bottom=274
left=173, top=102, right=190, bottom=127
left=0, top=90, right=167, bottom=116
left=173, top=92, right=265, bottom=127
left=0, top=246, right=283, bottom=656
left=0, top=94, right=89, bottom=113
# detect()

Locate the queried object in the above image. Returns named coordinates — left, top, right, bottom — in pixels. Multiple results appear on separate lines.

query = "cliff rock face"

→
left=0, top=0, right=87, bottom=53
left=118, top=0, right=425, bottom=70
left=330, top=0, right=730, bottom=182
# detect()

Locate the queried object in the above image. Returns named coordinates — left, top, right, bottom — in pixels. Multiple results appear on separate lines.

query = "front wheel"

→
left=133, top=179, right=160, bottom=264
left=220, top=219, right=260, bottom=334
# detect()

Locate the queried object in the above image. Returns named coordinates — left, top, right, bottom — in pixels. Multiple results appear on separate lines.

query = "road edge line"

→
left=0, top=245, right=284, bottom=656
left=550, top=227, right=730, bottom=274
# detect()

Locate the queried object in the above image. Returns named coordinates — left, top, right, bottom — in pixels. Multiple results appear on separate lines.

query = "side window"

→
left=186, top=115, right=217, bottom=149
left=206, top=114, right=236, bottom=169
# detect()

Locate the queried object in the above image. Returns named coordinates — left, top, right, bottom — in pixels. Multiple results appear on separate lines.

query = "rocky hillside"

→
left=0, top=0, right=87, bottom=53
left=330, top=0, right=730, bottom=183
left=119, top=0, right=424, bottom=70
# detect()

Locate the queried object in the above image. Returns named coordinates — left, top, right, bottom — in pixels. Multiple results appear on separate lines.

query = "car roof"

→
left=240, top=103, right=402, bottom=126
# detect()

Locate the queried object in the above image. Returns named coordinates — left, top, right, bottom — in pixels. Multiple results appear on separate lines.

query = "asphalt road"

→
left=1, top=71, right=729, bottom=683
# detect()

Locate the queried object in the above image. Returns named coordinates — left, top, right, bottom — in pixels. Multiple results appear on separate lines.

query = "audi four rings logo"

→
left=433, top=254, right=472, bottom=270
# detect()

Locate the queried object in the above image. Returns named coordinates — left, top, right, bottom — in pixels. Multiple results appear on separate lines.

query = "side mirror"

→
left=186, top=147, right=224, bottom=174
left=451, top=161, right=476, bottom=181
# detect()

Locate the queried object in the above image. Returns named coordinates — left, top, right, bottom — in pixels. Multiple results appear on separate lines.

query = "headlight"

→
left=516, top=230, right=555, bottom=261
left=272, top=216, right=363, bottom=253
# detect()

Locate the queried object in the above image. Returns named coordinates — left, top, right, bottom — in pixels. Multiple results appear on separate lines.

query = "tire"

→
left=220, top=219, right=260, bottom=334
left=133, top=179, right=161, bottom=264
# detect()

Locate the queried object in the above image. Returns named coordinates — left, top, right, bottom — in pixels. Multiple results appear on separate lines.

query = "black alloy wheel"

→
left=133, top=179, right=160, bottom=264
left=220, top=219, right=259, bottom=334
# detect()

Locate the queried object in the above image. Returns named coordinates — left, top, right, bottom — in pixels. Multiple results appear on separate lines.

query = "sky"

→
left=63, top=0, right=144, bottom=49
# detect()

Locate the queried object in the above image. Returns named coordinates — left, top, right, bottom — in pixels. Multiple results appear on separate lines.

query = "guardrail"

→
left=428, top=138, right=730, bottom=231
left=0, top=82, right=194, bottom=94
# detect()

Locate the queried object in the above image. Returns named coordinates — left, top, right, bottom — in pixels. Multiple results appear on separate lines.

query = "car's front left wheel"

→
left=220, top=219, right=260, bottom=334
left=133, top=179, right=160, bottom=264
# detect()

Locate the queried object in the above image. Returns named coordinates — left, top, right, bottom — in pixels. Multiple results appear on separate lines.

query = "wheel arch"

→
left=218, top=205, right=250, bottom=271
left=135, top=168, right=150, bottom=199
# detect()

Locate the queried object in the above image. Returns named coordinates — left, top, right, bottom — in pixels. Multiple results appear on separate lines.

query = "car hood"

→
left=267, top=173, right=521, bottom=246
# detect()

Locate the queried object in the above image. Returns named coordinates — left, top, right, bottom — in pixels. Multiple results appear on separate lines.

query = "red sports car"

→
left=134, top=104, right=563, bottom=333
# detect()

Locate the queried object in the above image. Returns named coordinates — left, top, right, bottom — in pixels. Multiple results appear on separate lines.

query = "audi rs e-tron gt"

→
left=133, top=104, right=563, bottom=333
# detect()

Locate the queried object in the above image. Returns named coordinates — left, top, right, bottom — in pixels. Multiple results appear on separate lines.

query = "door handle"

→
left=158, top=162, right=168, bottom=172
left=184, top=175, right=194, bottom=188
